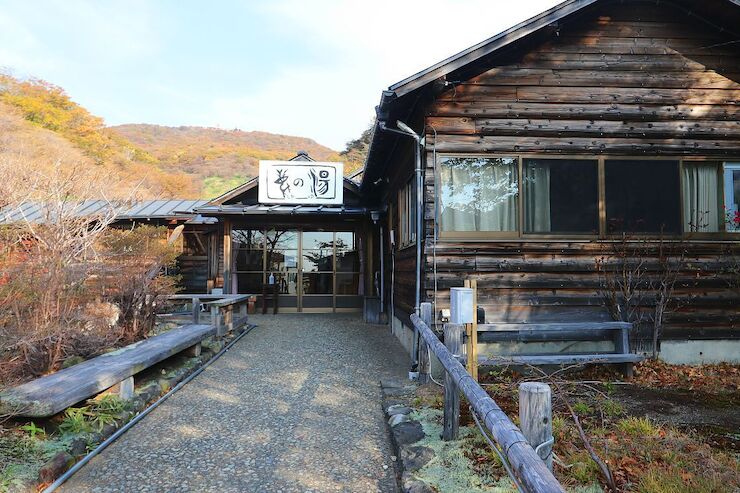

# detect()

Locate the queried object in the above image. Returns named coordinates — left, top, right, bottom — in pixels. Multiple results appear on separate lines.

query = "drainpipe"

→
left=378, top=120, right=424, bottom=374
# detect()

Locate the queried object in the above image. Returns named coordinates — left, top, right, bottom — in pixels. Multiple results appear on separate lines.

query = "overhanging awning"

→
left=194, top=204, right=377, bottom=216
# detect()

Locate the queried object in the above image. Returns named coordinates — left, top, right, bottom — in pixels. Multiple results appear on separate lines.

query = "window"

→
left=523, top=159, right=599, bottom=234
left=439, top=156, right=518, bottom=233
left=605, top=160, right=680, bottom=234
left=398, top=178, right=417, bottom=246
left=683, top=162, right=721, bottom=233
left=437, top=155, right=736, bottom=238
left=724, top=163, right=740, bottom=232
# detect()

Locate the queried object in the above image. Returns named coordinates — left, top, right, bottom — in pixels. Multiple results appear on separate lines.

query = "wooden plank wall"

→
left=422, top=2, right=740, bottom=346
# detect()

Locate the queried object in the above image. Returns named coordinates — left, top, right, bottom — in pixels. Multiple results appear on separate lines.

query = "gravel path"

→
left=61, top=314, right=409, bottom=493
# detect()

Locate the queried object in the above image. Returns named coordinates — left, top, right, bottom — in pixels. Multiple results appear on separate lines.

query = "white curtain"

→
left=440, top=158, right=518, bottom=232
left=683, top=164, right=719, bottom=232
left=524, top=162, right=551, bottom=232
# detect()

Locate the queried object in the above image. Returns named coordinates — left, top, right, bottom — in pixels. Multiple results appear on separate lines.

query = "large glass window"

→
left=605, top=160, right=680, bottom=234
left=523, top=159, right=599, bottom=234
left=724, top=163, right=740, bottom=232
left=439, top=156, right=518, bottom=233
left=683, top=162, right=720, bottom=233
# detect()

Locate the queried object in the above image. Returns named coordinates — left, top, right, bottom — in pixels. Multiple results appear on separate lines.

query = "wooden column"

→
left=418, top=302, right=432, bottom=385
left=519, top=382, right=553, bottom=471
left=464, top=279, right=479, bottom=381
left=212, top=307, right=224, bottom=337
left=192, top=297, right=201, bottom=324
left=443, top=323, right=464, bottom=441
left=222, top=218, right=232, bottom=294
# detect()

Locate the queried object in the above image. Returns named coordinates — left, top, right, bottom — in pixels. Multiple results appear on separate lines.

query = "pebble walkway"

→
left=61, top=314, right=409, bottom=493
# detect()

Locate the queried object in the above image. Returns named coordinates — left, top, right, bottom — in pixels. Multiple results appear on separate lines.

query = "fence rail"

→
left=410, top=312, right=565, bottom=493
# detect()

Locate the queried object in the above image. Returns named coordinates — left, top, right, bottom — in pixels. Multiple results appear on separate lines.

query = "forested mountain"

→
left=111, top=124, right=341, bottom=197
left=0, top=73, right=368, bottom=199
left=0, top=74, right=198, bottom=198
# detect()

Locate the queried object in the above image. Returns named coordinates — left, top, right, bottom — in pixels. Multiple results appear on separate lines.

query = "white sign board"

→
left=258, top=161, right=344, bottom=205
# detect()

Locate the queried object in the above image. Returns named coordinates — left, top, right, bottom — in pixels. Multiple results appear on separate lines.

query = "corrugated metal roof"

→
left=0, top=200, right=216, bottom=225
left=195, top=204, right=373, bottom=216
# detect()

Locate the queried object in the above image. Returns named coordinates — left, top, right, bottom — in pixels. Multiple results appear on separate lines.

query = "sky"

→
left=0, top=0, right=560, bottom=150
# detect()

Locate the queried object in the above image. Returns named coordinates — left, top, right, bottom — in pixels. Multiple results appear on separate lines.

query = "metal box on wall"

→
left=450, top=287, right=474, bottom=324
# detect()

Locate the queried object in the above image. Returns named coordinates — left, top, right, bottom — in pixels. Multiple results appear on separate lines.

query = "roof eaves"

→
left=388, top=0, right=595, bottom=98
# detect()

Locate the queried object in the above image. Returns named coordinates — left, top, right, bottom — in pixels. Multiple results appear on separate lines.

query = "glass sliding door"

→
left=301, top=231, right=334, bottom=311
left=231, top=227, right=362, bottom=312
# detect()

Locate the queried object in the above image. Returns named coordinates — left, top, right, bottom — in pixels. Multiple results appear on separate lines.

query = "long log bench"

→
left=0, top=324, right=214, bottom=418
left=475, top=307, right=643, bottom=376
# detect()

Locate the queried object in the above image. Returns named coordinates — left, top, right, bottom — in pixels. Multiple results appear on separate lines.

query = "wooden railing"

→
left=410, top=311, right=565, bottom=493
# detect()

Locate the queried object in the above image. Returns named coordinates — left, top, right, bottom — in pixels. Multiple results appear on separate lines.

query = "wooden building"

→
left=194, top=152, right=377, bottom=313
left=361, top=0, right=740, bottom=364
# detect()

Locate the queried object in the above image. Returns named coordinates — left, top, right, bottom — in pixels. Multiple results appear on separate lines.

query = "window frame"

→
left=397, top=177, right=417, bottom=248
left=724, top=162, right=740, bottom=234
left=435, top=153, right=740, bottom=241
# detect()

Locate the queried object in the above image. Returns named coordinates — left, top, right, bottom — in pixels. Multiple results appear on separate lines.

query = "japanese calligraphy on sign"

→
left=258, top=161, right=344, bottom=205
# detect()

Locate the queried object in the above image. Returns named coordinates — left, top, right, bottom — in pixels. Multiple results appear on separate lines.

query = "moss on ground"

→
left=410, top=408, right=517, bottom=493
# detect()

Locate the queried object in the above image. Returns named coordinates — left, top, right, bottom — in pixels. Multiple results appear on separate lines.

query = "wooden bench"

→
left=161, top=294, right=254, bottom=334
left=474, top=306, right=643, bottom=376
left=0, top=324, right=213, bottom=418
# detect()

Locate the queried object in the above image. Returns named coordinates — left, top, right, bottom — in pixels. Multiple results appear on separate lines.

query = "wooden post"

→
left=519, top=382, right=553, bottom=471
left=614, top=326, right=634, bottom=378
left=443, top=323, right=464, bottom=441
left=192, top=297, right=200, bottom=324
left=238, top=300, right=248, bottom=322
left=224, top=306, right=234, bottom=333
left=212, top=307, right=224, bottom=337
left=222, top=219, right=232, bottom=294
left=184, top=342, right=202, bottom=358
left=464, top=280, right=479, bottom=381
left=118, top=376, right=134, bottom=401
left=412, top=313, right=565, bottom=492
left=418, top=302, right=432, bottom=385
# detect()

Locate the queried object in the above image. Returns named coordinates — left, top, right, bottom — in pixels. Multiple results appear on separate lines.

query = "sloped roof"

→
left=0, top=200, right=215, bottom=225
left=361, top=0, right=740, bottom=191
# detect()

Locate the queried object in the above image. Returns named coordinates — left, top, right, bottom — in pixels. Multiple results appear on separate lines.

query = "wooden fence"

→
left=410, top=310, right=565, bottom=493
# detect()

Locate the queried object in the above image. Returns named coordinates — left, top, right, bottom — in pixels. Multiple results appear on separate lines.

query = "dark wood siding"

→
left=421, top=2, right=740, bottom=347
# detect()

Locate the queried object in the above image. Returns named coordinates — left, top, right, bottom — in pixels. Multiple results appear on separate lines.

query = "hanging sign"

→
left=258, top=161, right=344, bottom=205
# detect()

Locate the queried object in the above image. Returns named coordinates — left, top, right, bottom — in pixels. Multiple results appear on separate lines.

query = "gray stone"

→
left=400, top=445, right=435, bottom=472
left=402, top=471, right=437, bottom=493
left=392, top=421, right=425, bottom=447
left=69, top=438, right=88, bottom=457
left=387, top=404, right=413, bottom=416
left=389, top=413, right=411, bottom=427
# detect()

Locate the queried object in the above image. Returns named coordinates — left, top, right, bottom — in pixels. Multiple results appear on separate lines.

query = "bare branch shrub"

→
left=596, top=234, right=688, bottom=359
left=0, top=158, right=179, bottom=387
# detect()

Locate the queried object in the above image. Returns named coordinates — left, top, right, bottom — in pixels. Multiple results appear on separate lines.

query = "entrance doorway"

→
left=232, top=229, right=362, bottom=312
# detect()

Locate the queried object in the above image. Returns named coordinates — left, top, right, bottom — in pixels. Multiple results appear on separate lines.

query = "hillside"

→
left=0, top=73, right=361, bottom=200
left=0, top=74, right=198, bottom=198
left=111, top=124, right=342, bottom=197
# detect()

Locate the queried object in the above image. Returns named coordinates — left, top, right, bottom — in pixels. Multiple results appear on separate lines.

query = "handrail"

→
left=410, top=313, right=565, bottom=493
